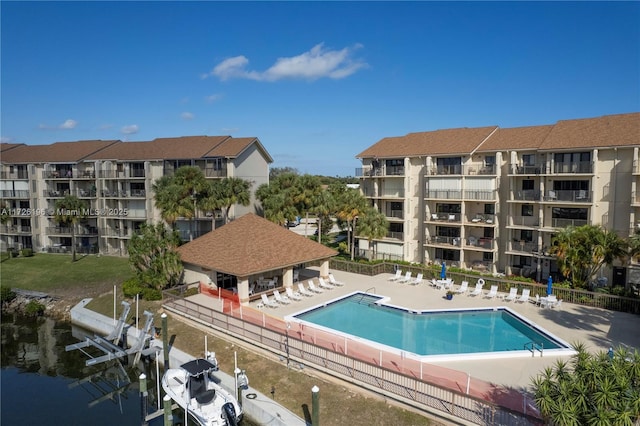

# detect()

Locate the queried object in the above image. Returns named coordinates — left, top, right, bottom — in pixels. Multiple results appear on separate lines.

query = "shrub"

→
left=1, top=286, right=16, bottom=304
left=24, top=300, right=45, bottom=316
left=122, top=277, right=144, bottom=298
left=142, top=288, right=162, bottom=301
left=20, top=248, right=34, bottom=257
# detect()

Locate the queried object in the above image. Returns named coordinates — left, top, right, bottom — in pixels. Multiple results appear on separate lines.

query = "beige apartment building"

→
left=356, top=112, right=640, bottom=287
left=0, top=136, right=272, bottom=256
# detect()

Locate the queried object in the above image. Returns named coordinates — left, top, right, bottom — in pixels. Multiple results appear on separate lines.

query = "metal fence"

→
left=162, top=289, right=543, bottom=426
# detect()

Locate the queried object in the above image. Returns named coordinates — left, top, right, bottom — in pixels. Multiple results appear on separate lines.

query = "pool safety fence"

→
left=163, top=290, right=543, bottom=426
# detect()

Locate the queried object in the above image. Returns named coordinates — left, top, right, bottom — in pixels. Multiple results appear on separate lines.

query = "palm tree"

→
left=356, top=207, right=389, bottom=260
left=215, top=177, right=251, bottom=224
left=334, top=188, right=368, bottom=260
left=311, top=189, right=336, bottom=244
left=53, top=195, right=87, bottom=262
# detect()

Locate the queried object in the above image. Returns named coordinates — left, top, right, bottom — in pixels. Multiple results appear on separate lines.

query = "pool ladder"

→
left=357, top=287, right=376, bottom=305
left=524, top=341, right=544, bottom=357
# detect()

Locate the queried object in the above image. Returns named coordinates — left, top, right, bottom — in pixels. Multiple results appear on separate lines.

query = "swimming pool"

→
left=287, top=292, right=574, bottom=361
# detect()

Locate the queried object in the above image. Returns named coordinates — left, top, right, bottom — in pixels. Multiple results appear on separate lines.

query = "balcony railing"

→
left=43, top=171, right=73, bottom=179
left=508, top=216, right=539, bottom=227
left=46, top=227, right=74, bottom=235
left=466, top=164, right=497, bottom=176
left=465, top=237, right=495, bottom=250
left=0, top=190, right=30, bottom=198
left=512, top=190, right=541, bottom=201
left=356, top=165, right=405, bottom=177
left=0, top=171, right=29, bottom=179
left=510, top=164, right=546, bottom=175
left=551, top=218, right=589, bottom=228
left=385, top=209, right=403, bottom=219
left=509, top=241, right=539, bottom=253
left=98, top=170, right=146, bottom=179
left=44, top=190, right=68, bottom=198
left=363, top=189, right=405, bottom=198
left=429, top=235, right=462, bottom=246
left=466, top=214, right=495, bottom=224
left=544, top=190, right=592, bottom=202
left=77, top=170, right=96, bottom=179
left=204, top=168, right=227, bottom=178
left=425, top=190, right=462, bottom=199
left=0, top=225, right=32, bottom=234
left=553, top=161, right=593, bottom=174
left=386, top=231, right=404, bottom=240
left=429, top=212, right=460, bottom=222
left=464, top=190, right=496, bottom=200
left=427, top=165, right=463, bottom=176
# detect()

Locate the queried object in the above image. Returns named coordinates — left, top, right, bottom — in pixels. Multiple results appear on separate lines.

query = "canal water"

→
left=1, top=313, right=256, bottom=426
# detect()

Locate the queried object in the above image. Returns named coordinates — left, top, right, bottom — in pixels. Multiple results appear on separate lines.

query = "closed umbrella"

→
left=547, top=276, right=553, bottom=296
left=441, top=262, right=446, bottom=280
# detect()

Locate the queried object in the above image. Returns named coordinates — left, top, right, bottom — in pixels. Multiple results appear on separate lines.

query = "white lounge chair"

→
left=484, top=285, right=498, bottom=299
left=286, top=287, right=302, bottom=301
left=388, top=270, right=402, bottom=281
left=298, top=283, right=314, bottom=297
left=398, top=271, right=412, bottom=283
left=504, top=288, right=518, bottom=302
left=468, top=282, right=484, bottom=296
left=456, top=281, right=469, bottom=294
left=273, top=290, right=291, bottom=305
left=308, top=280, right=324, bottom=293
left=319, top=278, right=335, bottom=290
left=409, top=273, right=423, bottom=285
left=260, top=293, right=279, bottom=309
left=516, top=289, right=531, bottom=303
left=328, top=273, right=344, bottom=286
left=443, top=279, right=454, bottom=290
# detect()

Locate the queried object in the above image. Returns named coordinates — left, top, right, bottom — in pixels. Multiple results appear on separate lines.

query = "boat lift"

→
left=66, top=301, right=156, bottom=366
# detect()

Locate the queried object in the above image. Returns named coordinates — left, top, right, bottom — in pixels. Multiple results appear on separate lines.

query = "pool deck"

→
left=251, top=268, right=640, bottom=392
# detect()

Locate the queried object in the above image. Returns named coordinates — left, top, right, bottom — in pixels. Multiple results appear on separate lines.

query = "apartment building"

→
left=0, top=136, right=272, bottom=255
left=356, top=112, right=640, bottom=287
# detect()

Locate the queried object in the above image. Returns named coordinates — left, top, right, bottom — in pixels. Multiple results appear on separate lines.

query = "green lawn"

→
left=0, top=253, right=132, bottom=293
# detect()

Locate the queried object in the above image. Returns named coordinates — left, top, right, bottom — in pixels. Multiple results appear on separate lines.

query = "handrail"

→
left=357, top=287, right=376, bottom=305
left=524, top=341, right=544, bottom=357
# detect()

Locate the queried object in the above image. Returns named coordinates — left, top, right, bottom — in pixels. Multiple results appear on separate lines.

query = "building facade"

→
left=0, top=136, right=272, bottom=256
left=355, top=113, right=640, bottom=287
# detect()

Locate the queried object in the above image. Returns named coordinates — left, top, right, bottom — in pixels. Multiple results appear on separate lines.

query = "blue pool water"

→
left=293, top=293, right=565, bottom=357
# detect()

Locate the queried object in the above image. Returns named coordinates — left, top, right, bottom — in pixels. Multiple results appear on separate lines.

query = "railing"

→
left=0, top=171, right=29, bottom=179
left=553, top=161, right=593, bottom=174
left=0, top=189, right=30, bottom=198
left=384, top=209, right=403, bottom=219
left=98, top=170, right=146, bottom=179
left=551, top=218, right=589, bottom=228
left=163, top=292, right=544, bottom=425
left=356, top=166, right=405, bottom=177
left=466, top=237, right=495, bottom=250
left=464, top=190, right=496, bottom=200
left=544, top=190, right=592, bottom=202
left=507, top=216, right=538, bottom=227
left=427, top=165, right=463, bottom=175
left=466, top=164, right=497, bottom=175
left=512, top=190, right=541, bottom=201
left=204, top=168, right=227, bottom=178
left=510, top=164, right=546, bottom=175
left=43, top=170, right=73, bottom=179
left=509, top=241, right=539, bottom=253
left=77, top=170, right=96, bottom=179
left=386, top=231, right=404, bottom=240
left=0, top=225, right=32, bottom=234
left=425, top=190, right=462, bottom=199
left=429, top=235, right=461, bottom=246
left=356, top=249, right=404, bottom=262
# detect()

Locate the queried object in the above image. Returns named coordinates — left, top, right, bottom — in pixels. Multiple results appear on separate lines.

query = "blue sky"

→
left=2, top=1, right=639, bottom=177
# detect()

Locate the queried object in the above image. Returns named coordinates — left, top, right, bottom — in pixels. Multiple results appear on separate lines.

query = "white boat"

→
left=162, top=357, right=243, bottom=426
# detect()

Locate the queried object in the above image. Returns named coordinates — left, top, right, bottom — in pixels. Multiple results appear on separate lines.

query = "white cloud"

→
left=1, top=136, right=14, bottom=143
left=59, top=119, right=77, bottom=129
left=205, top=93, right=223, bottom=103
left=207, top=43, right=367, bottom=82
left=121, top=125, right=139, bottom=135
left=181, top=112, right=194, bottom=120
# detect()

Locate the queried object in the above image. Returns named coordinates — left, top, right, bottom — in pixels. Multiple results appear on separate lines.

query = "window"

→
left=522, top=180, right=534, bottom=190
left=520, top=230, right=533, bottom=242
left=482, top=252, right=493, bottom=262
left=484, top=155, right=496, bottom=165
left=484, top=204, right=495, bottom=215
left=522, top=154, right=535, bottom=166
left=553, top=180, right=589, bottom=191
left=521, top=205, right=533, bottom=216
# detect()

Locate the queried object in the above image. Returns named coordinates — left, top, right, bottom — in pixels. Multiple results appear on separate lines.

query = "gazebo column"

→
left=237, top=276, right=250, bottom=305
left=319, top=260, right=330, bottom=278
left=283, top=268, right=294, bottom=288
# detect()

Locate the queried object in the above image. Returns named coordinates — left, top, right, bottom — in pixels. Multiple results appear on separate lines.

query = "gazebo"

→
left=177, top=213, right=338, bottom=304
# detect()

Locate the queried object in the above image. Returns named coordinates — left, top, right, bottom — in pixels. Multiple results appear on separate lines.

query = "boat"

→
left=161, top=357, right=243, bottom=426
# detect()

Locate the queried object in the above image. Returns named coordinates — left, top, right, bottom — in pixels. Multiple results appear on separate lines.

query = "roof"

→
left=1, top=140, right=120, bottom=163
left=356, top=126, right=499, bottom=158
left=478, top=125, right=554, bottom=152
left=177, top=213, right=338, bottom=277
left=539, top=113, right=640, bottom=150
left=0, top=143, right=26, bottom=153
left=86, top=136, right=231, bottom=161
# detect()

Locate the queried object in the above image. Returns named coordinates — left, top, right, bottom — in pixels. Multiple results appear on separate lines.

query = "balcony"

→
left=553, top=161, right=593, bottom=174
left=205, top=168, right=227, bottom=178
left=356, top=165, right=405, bottom=177
left=0, top=225, right=32, bottom=234
left=465, top=164, right=497, bottom=176
left=384, top=209, right=403, bottom=219
left=386, top=231, right=404, bottom=240
left=508, top=240, right=539, bottom=253
left=509, top=164, right=546, bottom=175
left=512, top=190, right=541, bottom=201
left=425, top=190, right=462, bottom=200
left=464, top=190, right=496, bottom=201
left=507, top=216, right=539, bottom=227
left=429, top=235, right=462, bottom=247
left=544, top=190, right=592, bottom=202
left=44, top=190, right=68, bottom=198
left=77, top=170, right=96, bottom=179
left=466, top=214, right=495, bottom=225
left=465, top=236, right=495, bottom=250
left=0, top=190, right=30, bottom=198
left=98, top=170, right=146, bottom=179
left=551, top=218, right=589, bottom=228
left=0, top=171, right=29, bottom=179
left=363, top=189, right=405, bottom=198
left=43, top=170, right=73, bottom=179
left=429, top=212, right=460, bottom=222
left=426, top=165, right=462, bottom=176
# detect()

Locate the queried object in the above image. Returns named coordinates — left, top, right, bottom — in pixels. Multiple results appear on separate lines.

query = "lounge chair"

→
left=388, top=270, right=402, bottom=281
left=308, top=280, right=324, bottom=293
left=456, top=281, right=469, bottom=294
left=468, top=282, right=484, bottom=296
left=285, top=287, right=302, bottom=301
left=398, top=271, right=412, bottom=283
left=443, top=279, right=454, bottom=290
left=516, top=289, right=531, bottom=303
left=484, top=285, right=498, bottom=299
left=319, top=278, right=335, bottom=290
left=552, top=299, right=562, bottom=310
left=260, top=293, right=279, bottom=309
left=328, top=273, right=344, bottom=286
left=298, top=283, right=314, bottom=297
left=504, top=288, right=518, bottom=302
left=409, top=273, right=423, bottom=285
left=273, top=290, right=291, bottom=305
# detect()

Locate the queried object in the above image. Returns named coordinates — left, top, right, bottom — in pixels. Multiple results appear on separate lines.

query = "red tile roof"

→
left=177, top=213, right=338, bottom=277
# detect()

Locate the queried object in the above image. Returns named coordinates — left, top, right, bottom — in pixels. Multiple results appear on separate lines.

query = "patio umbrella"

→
left=440, top=262, right=446, bottom=280
left=547, top=276, right=553, bottom=296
